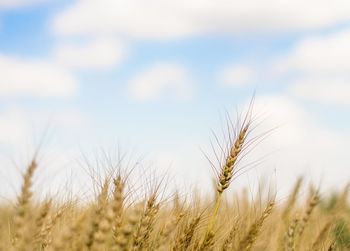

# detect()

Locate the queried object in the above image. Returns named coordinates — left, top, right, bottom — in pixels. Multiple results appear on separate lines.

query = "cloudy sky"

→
left=1, top=0, right=350, bottom=199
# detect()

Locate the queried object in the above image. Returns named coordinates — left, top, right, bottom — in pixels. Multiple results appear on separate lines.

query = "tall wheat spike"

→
left=206, top=108, right=253, bottom=238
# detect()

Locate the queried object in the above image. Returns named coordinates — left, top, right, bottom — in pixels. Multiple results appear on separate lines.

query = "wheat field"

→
left=1, top=111, right=349, bottom=251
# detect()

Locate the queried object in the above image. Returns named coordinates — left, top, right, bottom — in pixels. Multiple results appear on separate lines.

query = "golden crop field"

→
left=1, top=109, right=349, bottom=251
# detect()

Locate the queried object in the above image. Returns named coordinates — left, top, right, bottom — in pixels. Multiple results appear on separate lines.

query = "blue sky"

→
left=1, top=0, right=350, bottom=199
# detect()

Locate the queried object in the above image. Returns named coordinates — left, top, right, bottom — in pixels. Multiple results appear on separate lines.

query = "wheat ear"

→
left=238, top=201, right=274, bottom=251
left=206, top=121, right=251, bottom=237
left=172, top=215, right=201, bottom=251
left=13, top=159, right=37, bottom=249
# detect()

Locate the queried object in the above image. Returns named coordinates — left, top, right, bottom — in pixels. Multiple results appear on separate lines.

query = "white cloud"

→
left=52, top=0, right=350, bottom=40
left=0, top=0, right=47, bottom=8
left=52, top=110, right=86, bottom=128
left=0, top=107, right=87, bottom=153
left=270, top=29, right=350, bottom=106
left=0, top=55, right=78, bottom=98
left=54, top=38, right=126, bottom=70
left=276, top=29, right=350, bottom=76
left=0, top=109, right=30, bottom=146
left=289, top=79, right=350, bottom=106
left=128, top=63, right=193, bottom=101
left=219, top=64, right=255, bottom=86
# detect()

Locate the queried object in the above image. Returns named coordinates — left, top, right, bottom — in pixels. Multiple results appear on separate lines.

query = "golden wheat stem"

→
left=207, top=192, right=222, bottom=234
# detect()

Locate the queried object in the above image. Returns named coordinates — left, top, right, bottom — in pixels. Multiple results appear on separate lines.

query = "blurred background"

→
left=0, top=0, right=350, bottom=200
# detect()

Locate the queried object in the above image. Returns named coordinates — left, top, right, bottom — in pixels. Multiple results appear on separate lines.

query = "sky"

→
left=1, top=0, right=350, bottom=200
